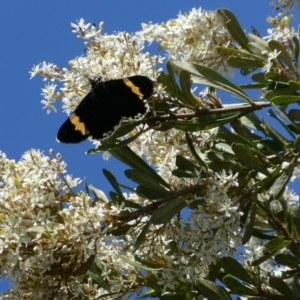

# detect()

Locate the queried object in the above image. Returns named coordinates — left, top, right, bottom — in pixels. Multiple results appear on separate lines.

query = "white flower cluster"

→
left=0, top=150, right=146, bottom=299
left=139, top=170, right=241, bottom=293
left=139, top=8, right=234, bottom=74
left=269, top=0, right=299, bottom=15
left=30, top=18, right=164, bottom=116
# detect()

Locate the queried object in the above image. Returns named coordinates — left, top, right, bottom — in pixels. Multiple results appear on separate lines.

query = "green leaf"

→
left=271, top=164, right=294, bottom=199
left=171, top=61, right=253, bottom=103
left=293, top=35, right=300, bottom=62
left=172, top=168, right=195, bottom=178
left=294, top=135, right=300, bottom=151
left=268, top=40, right=295, bottom=71
left=195, top=278, right=231, bottom=300
left=251, top=252, right=274, bottom=266
left=117, top=254, right=162, bottom=271
left=152, top=196, right=188, bottom=224
left=251, top=72, right=267, bottom=82
left=265, top=71, right=289, bottom=82
left=110, top=224, right=132, bottom=236
left=223, top=275, right=259, bottom=295
left=231, top=143, right=269, bottom=175
left=288, top=109, right=300, bottom=122
left=221, top=257, right=255, bottom=285
left=214, top=142, right=235, bottom=155
left=164, top=111, right=244, bottom=132
left=185, top=132, right=208, bottom=170
left=133, top=218, right=152, bottom=252
left=145, top=274, right=162, bottom=292
left=179, top=69, right=199, bottom=106
left=102, top=169, right=126, bottom=203
left=134, top=255, right=162, bottom=269
left=175, top=155, right=197, bottom=172
left=269, top=277, right=297, bottom=300
left=264, top=238, right=291, bottom=252
left=216, top=8, right=251, bottom=53
left=271, top=95, right=300, bottom=105
left=261, top=119, right=289, bottom=147
left=85, top=270, right=110, bottom=291
left=86, top=123, right=145, bottom=153
left=228, top=57, right=263, bottom=69
left=208, top=260, right=222, bottom=282
left=265, top=88, right=297, bottom=101
left=71, top=253, right=96, bottom=276
left=109, top=145, right=170, bottom=189
left=157, top=69, right=179, bottom=98
left=289, top=80, right=300, bottom=90
left=242, top=200, right=256, bottom=244
left=124, top=169, right=169, bottom=192
left=135, top=185, right=171, bottom=200
left=274, top=253, right=300, bottom=268
left=292, top=277, right=300, bottom=298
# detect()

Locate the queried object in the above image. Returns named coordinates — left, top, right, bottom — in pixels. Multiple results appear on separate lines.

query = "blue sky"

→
left=0, top=0, right=292, bottom=294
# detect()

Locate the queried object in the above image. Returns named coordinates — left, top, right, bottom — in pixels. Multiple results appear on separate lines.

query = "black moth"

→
left=57, top=76, right=153, bottom=143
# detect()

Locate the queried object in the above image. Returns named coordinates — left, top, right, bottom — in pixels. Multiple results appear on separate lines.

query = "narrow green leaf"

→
left=133, top=218, right=152, bottom=252
left=110, top=224, right=132, bottom=236
left=275, top=253, right=300, bottom=268
left=145, top=274, right=162, bottom=292
left=135, top=185, right=171, bottom=200
left=221, top=257, right=255, bottom=285
left=117, top=254, right=162, bottom=271
left=171, top=61, right=253, bottom=103
left=223, top=275, right=259, bottom=295
left=271, top=95, right=300, bottom=105
left=294, top=135, right=300, bottom=151
left=269, top=277, right=297, bottom=300
left=269, top=40, right=295, bottom=71
left=288, top=109, right=300, bottom=121
left=228, top=57, right=263, bottom=69
left=85, top=270, right=110, bottom=291
left=195, top=278, right=231, bottom=300
left=271, top=164, right=294, bottom=199
left=172, top=168, right=195, bottom=178
left=164, top=111, right=243, bottom=132
left=248, top=42, right=268, bottom=58
left=175, top=155, right=197, bottom=172
left=215, top=142, right=235, bottom=155
left=239, top=113, right=265, bottom=133
left=293, top=35, right=300, bottom=62
left=264, top=238, right=291, bottom=252
left=71, top=253, right=96, bottom=276
left=134, top=255, right=163, bottom=269
left=102, top=169, right=126, bottom=203
left=152, top=196, right=188, bottom=224
left=208, top=260, right=222, bottom=282
left=124, top=169, right=168, bottom=192
left=216, top=46, right=263, bottom=61
left=261, top=119, right=289, bottom=147
left=109, top=145, right=170, bottom=189
left=289, top=80, right=300, bottom=90
left=252, top=252, right=274, bottom=266
left=217, top=8, right=251, bottom=53
left=292, top=277, right=300, bottom=298
left=242, top=200, right=256, bottom=244
left=179, top=69, right=199, bottom=106
left=251, top=72, right=266, bottom=82
left=231, top=143, right=269, bottom=175
left=265, top=88, right=296, bottom=101
left=265, top=71, right=289, bottom=82
left=185, top=132, right=208, bottom=170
